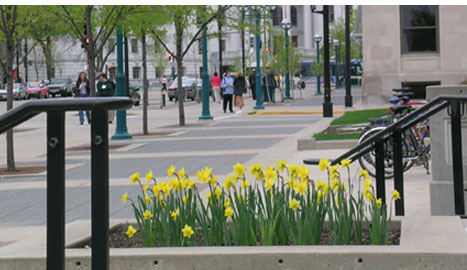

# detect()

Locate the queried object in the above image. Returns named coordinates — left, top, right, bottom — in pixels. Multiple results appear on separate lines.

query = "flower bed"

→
left=117, top=159, right=401, bottom=247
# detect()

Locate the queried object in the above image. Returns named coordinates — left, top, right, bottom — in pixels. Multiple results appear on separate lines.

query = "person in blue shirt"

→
left=221, top=70, right=234, bottom=113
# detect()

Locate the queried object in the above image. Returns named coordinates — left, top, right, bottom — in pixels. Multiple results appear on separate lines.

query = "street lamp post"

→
left=199, top=23, right=213, bottom=120
left=344, top=5, right=353, bottom=107
left=112, top=26, right=132, bottom=140
left=313, top=34, right=322, bottom=95
left=241, top=10, right=246, bottom=75
left=254, top=8, right=264, bottom=110
left=322, top=5, right=333, bottom=117
left=333, top=39, right=340, bottom=89
left=281, top=19, right=293, bottom=100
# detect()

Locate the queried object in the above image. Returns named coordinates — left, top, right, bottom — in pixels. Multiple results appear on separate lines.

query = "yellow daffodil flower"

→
left=205, top=192, right=212, bottom=201
left=241, top=180, right=249, bottom=190
left=167, top=165, right=176, bottom=177
left=359, top=169, right=369, bottom=179
left=294, top=182, right=307, bottom=195
left=376, top=198, right=382, bottom=208
left=289, top=199, right=300, bottom=211
left=287, top=163, right=298, bottom=180
left=277, top=160, right=287, bottom=172
left=182, top=224, right=194, bottom=238
left=392, top=190, right=401, bottom=200
left=170, top=178, right=182, bottom=191
left=233, top=163, right=246, bottom=178
left=209, top=175, right=218, bottom=187
left=126, top=225, right=137, bottom=238
left=297, top=165, right=310, bottom=181
left=223, top=176, right=234, bottom=191
left=143, top=209, right=153, bottom=220
left=130, top=172, right=141, bottom=184
left=178, top=167, right=185, bottom=179
left=364, top=178, right=372, bottom=188
left=143, top=185, right=149, bottom=191
left=145, top=170, right=153, bottom=182
left=122, top=192, right=128, bottom=204
left=316, top=180, right=326, bottom=191
left=224, top=198, right=231, bottom=208
left=265, top=165, right=278, bottom=181
left=318, top=158, right=331, bottom=172
left=224, top=207, right=234, bottom=218
left=183, top=194, right=189, bottom=204
left=341, top=158, right=351, bottom=168
left=364, top=191, right=373, bottom=202
left=171, top=209, right=179, bottom=221
left=144, top=193, right=151, bottom=203
left=265, top=179, right=275, bottom=191
left=152, top=185, right=161, bottom=197
left=249, top=163, right=264, bottom=181
left=214, top=186, right=222, bottom=198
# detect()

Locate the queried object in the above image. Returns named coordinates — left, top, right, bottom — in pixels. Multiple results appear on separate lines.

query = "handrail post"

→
left=91, top=110, right=110, bottom=270
left=47, top=111, right=65, bottom=270
left=450, top=100, right=465, bottom=215
left=375, top=139, right=386, bottom=204
left=392, top=129, right=405, bottom=215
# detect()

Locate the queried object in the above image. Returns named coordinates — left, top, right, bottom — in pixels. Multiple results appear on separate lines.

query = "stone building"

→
left=362, top=5, right=467, bottom=104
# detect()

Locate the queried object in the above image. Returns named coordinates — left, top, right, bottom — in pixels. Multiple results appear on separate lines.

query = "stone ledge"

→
left=298, top=137, right=358, bottom=150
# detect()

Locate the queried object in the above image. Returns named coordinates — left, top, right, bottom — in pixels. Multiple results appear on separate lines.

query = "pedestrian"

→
left=75, top=71, right=91, bottom=125
left=160, top=75, right=168, bottom=91
left=211, top=72, right=221, bottom=103
left=233, top=71, right=246, bottom=114
left=221, top=70, right=234, bottom=113
left=96, top=73, right=116, bottom=123
left=248, top=68, right=256, bottom=100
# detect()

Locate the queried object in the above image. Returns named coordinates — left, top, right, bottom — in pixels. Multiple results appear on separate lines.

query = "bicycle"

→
left=357, top=90, right=431, bottom=179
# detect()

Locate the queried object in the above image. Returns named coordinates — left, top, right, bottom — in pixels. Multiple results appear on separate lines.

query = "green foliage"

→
left=329, top=9, right=362, bottom=62
left=269, top=30, right=303, bottom=78
left=330, top=109, right=390, bottom=126
left=313, top=133, right=361, bottom=141
left=231, top=56, right=242, bottom=75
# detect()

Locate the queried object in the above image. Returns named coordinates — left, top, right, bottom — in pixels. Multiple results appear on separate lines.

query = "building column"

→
left=303, top=5, right=312, bottom=50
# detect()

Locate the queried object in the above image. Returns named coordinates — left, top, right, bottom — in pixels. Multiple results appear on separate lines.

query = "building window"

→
left=109, top=67, right=116, bottom=81
left=131, top=38, right=138, bottom=53
left=329, top=6, right=335, bottom=23
left=272, top=6, right=282, bottom=26
left=292, top=36, right=298, bottom=48
left=291, top=6, right=297, bottom=26
left=221, top=39, right=226, bottom=52
left=400, top=6, right=438, bottom=53
left=198, top=40, right=203, bottom=54
left=133, top=66, right=140, bottom=79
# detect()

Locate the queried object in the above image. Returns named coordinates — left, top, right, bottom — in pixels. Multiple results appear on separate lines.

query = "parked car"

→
left=47, top=78, right=73, bottom=97
left=0, top=83, right=28, bottom=100
left=168, top=76, right=211, bottom=101
left=129, top=85, right=142, bottom=106
left=27, top=82, right=48, bottom=99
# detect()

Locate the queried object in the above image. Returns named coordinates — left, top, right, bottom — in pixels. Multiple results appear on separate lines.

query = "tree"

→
left=0, top=6, right=34, bottom=171
left=330, top=9, right=362, bottom=63
left=53, top=6, right=135, bottom=96
left=153, top=5, right=230, bottom=126
left=31, top=46, right=45, bottom=80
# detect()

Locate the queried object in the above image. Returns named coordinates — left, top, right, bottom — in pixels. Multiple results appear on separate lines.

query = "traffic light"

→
left=82, top=18, right=88, bottom=48
left=85, top=37, right=90, bottom=45
left=168, top=52, right=174, bottom=62
left=265, top=47, right=269, bottom=52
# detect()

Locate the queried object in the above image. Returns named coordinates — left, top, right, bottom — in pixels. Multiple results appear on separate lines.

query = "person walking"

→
left=75, top=71, right=91, bottom=125
left=211, top=72, right=221, bottom=103
left=96, top=73, right=116, bottom=123
left=248, top=68, right=256, bottom=100
left=160, top=75, right=168, bottom=91
left=221, top=71, right=234, bottom=113
left=233, top=72, right=246, bottom=114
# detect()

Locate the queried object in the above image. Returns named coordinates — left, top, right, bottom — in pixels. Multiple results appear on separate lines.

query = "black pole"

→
left=16, top=40, right=20, bottom=83
left=375, top=139, right=386, bottom=204
left=345, top=5, right=352, bottom=107
left=91, top=109, right=110, bottom=270
left=46, top=111, right=65, bottom=270
left=124, top=36, right=130, bottom=96
left=241, top=11, right=246, bottom=75
left=392, top=130, right=405, bottom=216
left=218, top=20, right=223, bottom=79
left=323, top=6, right=333, bottom=117
left=450, top=100, right=465, bottom=215
left=24, top=38, right=28, bottom=82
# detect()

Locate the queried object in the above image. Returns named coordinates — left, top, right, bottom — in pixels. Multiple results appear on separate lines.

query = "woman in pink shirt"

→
left=211, top=72, right=221, bottom=103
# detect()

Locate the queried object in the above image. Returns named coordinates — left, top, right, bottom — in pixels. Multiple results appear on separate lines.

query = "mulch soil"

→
left=0, top=166, right=46, bottom=176
left=73, top=224, right=400, bottom=248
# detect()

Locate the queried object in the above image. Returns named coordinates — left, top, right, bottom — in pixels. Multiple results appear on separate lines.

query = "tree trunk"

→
left=175, top=24, right=185, bottom=126
left=6, top=39, right=16, bottom=172
left=44, top=36, right=54, bottom=80
left=142, top=33, right=148, bottom=135
left=85, top=7, right=96, bottom=97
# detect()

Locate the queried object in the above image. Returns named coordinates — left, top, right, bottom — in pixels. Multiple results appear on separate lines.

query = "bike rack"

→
left=0, top=97, right=133, bottom=270
left=304, top=95, right=466, bottom=217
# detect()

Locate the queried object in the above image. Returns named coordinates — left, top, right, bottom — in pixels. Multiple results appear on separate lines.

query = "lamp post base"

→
left=198, top=115, right=213, bottom=120
left=323, top=102, right=333, bottom=118
left=254, top=105, right=265, bottom=110
left=284, top=96, right=292, bottom=100
left=345, top=95, right=353, bottom=108
left=112, top=132, right=132, bottom=140
left=112, top=111, right=132, bottom=140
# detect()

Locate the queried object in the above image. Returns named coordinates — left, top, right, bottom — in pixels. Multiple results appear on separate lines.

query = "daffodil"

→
left=241, top=180, right=249, bottom=190
left=183, top=178, right=196, bottom=190
left=122, top=192, right=128, bottom=204
left=223, top=176, right=234, bottom=191
left=375, top=198, right=382, bottom=208
left=214, top=186, right=222, bottom=198
left=316, top=180, right=326, bottom=191
left=152, top=185, right=161, bottom=196
left=265, top=179, right=275, bottom=191
left=359, top=169, right=369, bottom=179
left=294, top=182, right=307, bottom=195
left=277, top=159, right=287, bottom=172
left=205, top=192, right=212, bottom=201
left=318, top=158, right=331, bottom=172
left=130, top=172, right=141, bottom=184
left=233, top=163, right=246, bottom=178
left=143, top=185, right=149, bottom=191
left=143, top=209, right=153, bottom=220
left=364, top=178, right=372, bottom=188
left=224, top=207, right=234, bottom=218
left=297, top=165, right=310, bottom=181
left=287, top=163, right=298, bottom=179
left=178, top=167, right=185, bottom=179
left=329, top=164, right=339, bottom=179
left=170, top=178, right=182, bottom=191
left=167, top=165, right=176, bottom=177
left=289, top=199, right=300, bottom=211
left=364, top=191, right=373, bottom=202
left=341, top=158, right=351, bottom=168
left=144, top=193, right=151, bottom=203
left=145, top=170, right=153, bottom=182
left=171, top=209, right=179, bottom=221
left=209, top=175, right=218, bottom=186
left=126, top=225, right=137, bottom=238
left=182, top=224, right=194, bottom=238
left=224, top=198, right=231, bottom=208
left=265, top=165, right=278, bottom=181
left=249, top=163, right=264, bottom=180
left=392, top=190, right=401, bottom=200
left=287, top=178, right=297, bottom=189
left=182, top=194, right=189, bottom=204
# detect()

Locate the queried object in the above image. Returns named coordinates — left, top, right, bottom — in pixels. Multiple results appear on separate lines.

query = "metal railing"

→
left=304, top=95, right=467, bottom=216
left=0, top=97, right=133, bottom=270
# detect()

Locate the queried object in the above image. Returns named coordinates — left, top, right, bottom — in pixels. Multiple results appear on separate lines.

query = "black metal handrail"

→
left=304, top=95, right=467, bottom=217
left=0, top=97, right=133, bottom=270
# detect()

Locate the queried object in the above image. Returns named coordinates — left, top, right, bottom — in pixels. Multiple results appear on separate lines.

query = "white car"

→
left=0, top=83, right=28, bottom=100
